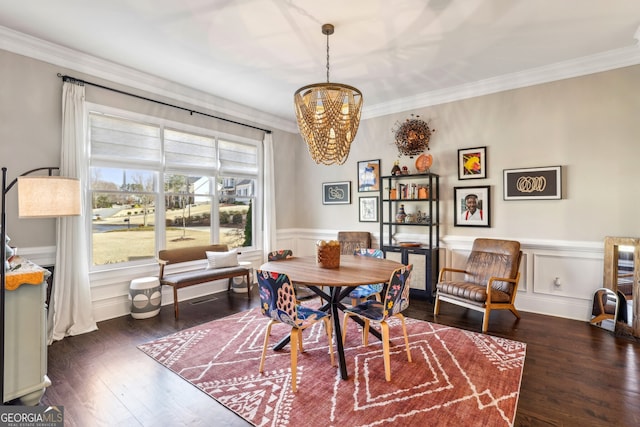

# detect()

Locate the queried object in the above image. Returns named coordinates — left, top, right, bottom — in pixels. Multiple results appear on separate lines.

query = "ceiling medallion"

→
left=392, top=114, right=435, bottom=158
left=294, top=24, right=363, bottom=165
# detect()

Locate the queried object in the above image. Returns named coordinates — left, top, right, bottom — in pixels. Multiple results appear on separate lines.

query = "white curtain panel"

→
left=48, top=81, right=97, bottom=343
left=263, top=133, right=277, bottom=258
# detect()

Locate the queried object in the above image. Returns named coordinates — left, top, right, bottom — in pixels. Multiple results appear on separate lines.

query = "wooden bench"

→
left=158, top=244, right=251, bottom=319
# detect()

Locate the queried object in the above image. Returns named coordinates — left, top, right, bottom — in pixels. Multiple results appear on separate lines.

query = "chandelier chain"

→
left=326, top=31, right=330, bottom=83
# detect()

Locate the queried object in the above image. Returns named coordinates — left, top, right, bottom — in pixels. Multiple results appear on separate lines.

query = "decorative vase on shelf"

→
left=396, top=204, right=407, bottom=223
left=418, top=185, right=428, bottom=199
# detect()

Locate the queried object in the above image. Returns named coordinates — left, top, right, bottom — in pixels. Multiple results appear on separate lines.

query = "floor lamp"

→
left=1, top=166, right=80, bottom=403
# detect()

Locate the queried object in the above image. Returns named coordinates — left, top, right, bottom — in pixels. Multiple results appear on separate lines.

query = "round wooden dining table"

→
left=259, top=254, right=404, bottom=380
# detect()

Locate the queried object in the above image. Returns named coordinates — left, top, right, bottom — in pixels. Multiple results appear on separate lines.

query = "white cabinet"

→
left=4, top=258, right=50, bottom=405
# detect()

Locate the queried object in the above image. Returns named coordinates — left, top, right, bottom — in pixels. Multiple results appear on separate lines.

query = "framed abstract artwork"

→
left=458, top=146, right=487, bottom=180
left=322, top=181, right=351, bottom=205
left=357, top=159, right=381, bottom=192
left=359, top=196, right=378, bottom=222
left=503, top=166, right=562, bottom=200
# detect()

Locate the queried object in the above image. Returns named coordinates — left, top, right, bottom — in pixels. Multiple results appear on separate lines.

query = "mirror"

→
left=590, top=288, right=619, bottom=332
left=603, top=236, right=639, bottom=339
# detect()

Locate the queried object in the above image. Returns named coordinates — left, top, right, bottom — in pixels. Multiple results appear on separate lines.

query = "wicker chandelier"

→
left=294, top=24, right=363, bottom=165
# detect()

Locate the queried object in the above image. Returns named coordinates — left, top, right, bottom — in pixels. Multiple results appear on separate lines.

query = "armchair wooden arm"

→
left=437, top=267, right=468, bottom=282
left=486, top=273, right=520, bottom=304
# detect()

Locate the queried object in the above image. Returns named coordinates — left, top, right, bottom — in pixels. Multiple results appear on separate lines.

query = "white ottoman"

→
left=129, top=276, right=162, bottom=319
left=231, top=261, right=254, bottom=293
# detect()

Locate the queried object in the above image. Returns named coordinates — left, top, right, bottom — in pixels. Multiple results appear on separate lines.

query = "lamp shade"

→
left=17, top=176, right=81, bottom=218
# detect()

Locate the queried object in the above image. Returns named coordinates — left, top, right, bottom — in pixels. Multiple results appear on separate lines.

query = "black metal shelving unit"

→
left=379, top=172, right=440, bottom=300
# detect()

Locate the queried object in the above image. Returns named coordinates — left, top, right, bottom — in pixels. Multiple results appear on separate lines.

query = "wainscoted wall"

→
left=277, top=229, right=605, bottom=322
left=440, top=236, right=604, bottom=321
left=21, top=245, right=265, bottom=322
left=22, top=231, right=605, bottom=323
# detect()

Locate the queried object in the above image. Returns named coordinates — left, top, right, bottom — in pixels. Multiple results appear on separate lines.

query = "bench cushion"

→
left=161, top=265, right=249, bottom=286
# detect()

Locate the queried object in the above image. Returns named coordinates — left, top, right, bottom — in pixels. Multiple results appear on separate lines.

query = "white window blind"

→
left=165, top=128, right=217, bottom=171
left=219, top=139, right=258, bottom=175
left=89, top=113, right=161, bottom=166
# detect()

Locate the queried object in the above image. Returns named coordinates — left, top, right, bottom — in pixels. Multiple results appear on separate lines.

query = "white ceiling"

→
left=1, top=0, right=640, bottom=126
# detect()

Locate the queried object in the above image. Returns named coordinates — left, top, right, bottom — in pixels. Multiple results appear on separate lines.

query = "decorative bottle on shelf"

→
left=391, top=160, right=401, bottom=176
left=396, top=204, right=407, bottom=223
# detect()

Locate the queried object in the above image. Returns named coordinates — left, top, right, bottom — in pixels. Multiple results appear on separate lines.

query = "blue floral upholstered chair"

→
left=267, top=249, right=316, bottom=301
left=267, top=249, right=293, bottom=261
left=348, top=248, right=385, bottom=306
left=342, top=264, right=413, bottom=382
left=256, top=270, right=335, bottom=392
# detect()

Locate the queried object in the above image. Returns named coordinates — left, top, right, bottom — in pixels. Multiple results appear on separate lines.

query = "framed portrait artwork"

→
left=359, top=196, right=378, bottom=222
left=503, top=166, right=562, bottom=200
left=357, top=159, right=381, bottom=192
left=322, top=181, right=351, bottom=205
left=454, top=185, right=491, bottom=227
left=458, top=146, right=487, bottom=180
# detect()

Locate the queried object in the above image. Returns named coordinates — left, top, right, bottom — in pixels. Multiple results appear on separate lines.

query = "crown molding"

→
left=363, top=45, right=640, bottom=119
left=0, top=26, right=298, bottom=134
left=3, top=25, right=639, bottom=129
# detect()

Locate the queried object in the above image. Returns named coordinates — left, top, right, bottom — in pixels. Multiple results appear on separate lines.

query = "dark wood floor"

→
left=40, top=289, right=640, bottom=427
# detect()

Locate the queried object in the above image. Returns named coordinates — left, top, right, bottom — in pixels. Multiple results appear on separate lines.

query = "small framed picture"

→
left=458, top=146, right=487, bottom=180
left=454, top=186, right=491, bottom=227
left=359, top=196, right=378, bottom=222
left=503, top=166, right=562, bottom=200
left=322, top=181, right=351, bottom=205
left=357, top=159, right=381, bottom=192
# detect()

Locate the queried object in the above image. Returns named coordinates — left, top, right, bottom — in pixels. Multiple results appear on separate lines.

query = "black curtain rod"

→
left=57, top=73, right=271, bottom=134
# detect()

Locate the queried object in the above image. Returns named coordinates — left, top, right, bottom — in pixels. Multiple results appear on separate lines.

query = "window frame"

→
left=85, top=103, right=263, bottom=272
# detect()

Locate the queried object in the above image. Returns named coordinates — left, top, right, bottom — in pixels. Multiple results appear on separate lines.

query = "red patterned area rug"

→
left=138, top=308, right=526, bottom=426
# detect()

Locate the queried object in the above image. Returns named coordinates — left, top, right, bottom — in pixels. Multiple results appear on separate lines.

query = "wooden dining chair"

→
left=256, top=269, right=335, bottom=392
left=342, top=265, right=413, bottom=382
left=338, top=231, right=371, bottom=255
left=348, top=248, right=385, bottom=306
left=267, top=249, right=315, bottom=301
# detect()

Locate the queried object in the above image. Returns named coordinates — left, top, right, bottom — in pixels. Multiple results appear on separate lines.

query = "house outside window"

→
left=87, top=107, right=261, bottom=268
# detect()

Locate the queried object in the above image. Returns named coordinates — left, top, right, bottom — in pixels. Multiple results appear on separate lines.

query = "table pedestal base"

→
left=273, top=285, right=382, bottom=380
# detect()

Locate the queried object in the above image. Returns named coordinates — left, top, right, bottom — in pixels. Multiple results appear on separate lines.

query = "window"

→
left=164, top=173, right=212, bottom=247
left=90, top=167, right=158, bottom=265
left=88, top=108, right=261, bottom=267
left=217, top=176, right=256, bottom=250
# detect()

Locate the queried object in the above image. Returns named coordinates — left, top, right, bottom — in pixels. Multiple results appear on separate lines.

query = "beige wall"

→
left=0, top=49, right=300, bottom=248
left=294, top=65, right=640, bottom=242
left=5, top=44, right=638, bottom=322
left=3, top=46, right=639, bottom=251
left=0, top=50, right=62, bottom=247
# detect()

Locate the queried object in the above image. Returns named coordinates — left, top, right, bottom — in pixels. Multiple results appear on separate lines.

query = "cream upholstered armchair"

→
left=434, top=238, right=522, bottom=332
